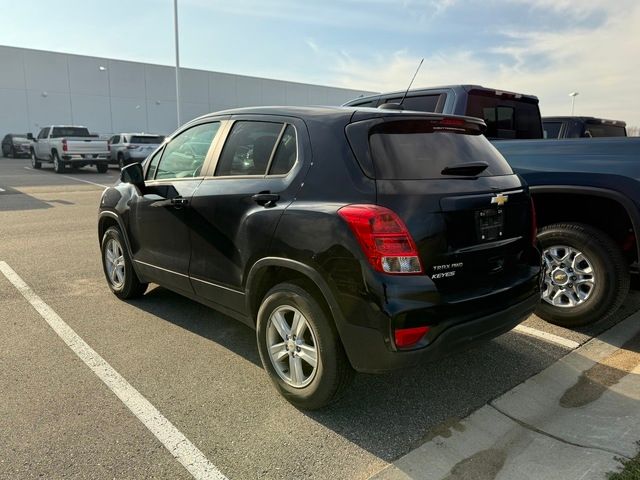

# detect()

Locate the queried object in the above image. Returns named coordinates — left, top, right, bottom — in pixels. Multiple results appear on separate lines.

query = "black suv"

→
left=98, top=107, right=541, bottom=409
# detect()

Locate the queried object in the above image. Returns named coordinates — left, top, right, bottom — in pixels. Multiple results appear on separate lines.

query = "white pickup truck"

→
left=29, top=126, right=110, bottom=173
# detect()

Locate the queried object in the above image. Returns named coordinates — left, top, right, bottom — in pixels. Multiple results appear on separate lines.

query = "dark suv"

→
left=98, top=106, right=541, bottom=409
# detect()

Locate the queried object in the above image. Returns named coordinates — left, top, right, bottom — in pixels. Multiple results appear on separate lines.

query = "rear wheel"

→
left=100, top=226, right=148, bottom=299
left=256, top=282, right=353, bottom=410
left=536, top=223, right=629, bottom=327
left=53, top=152, right=65, bottom=173
left=30, top=150, right=41, bottom=169
left=97, top=163, right=108, bottom=173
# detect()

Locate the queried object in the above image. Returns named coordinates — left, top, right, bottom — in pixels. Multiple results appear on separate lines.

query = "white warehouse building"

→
left=0, top=45, right=374, bottom=137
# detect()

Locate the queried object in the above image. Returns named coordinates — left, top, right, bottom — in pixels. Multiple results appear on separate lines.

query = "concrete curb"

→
left=371, top=311, right=640, bottom=480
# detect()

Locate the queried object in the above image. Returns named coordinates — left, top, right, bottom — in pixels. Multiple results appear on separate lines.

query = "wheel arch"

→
left=531, top=185, right=639, bottom=263
left=98, top=211, right=135, bottom=260
left=245, top=258, right=346, bottom=329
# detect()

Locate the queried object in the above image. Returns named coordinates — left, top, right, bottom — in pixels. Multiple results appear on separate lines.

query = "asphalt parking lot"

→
left=1, top=156, right=639, bottom=480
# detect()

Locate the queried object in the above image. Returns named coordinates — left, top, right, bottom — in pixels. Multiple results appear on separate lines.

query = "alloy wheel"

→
left=542, top=245, right=596, bottom=308
left=104, top=238, right=126, bottom=288
left=267, top=305, right=319, bottom=388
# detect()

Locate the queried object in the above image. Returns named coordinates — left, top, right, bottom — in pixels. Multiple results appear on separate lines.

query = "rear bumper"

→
left=340, top=291, right=538, bottom=373
left=62, top=153, right=109, bottom=163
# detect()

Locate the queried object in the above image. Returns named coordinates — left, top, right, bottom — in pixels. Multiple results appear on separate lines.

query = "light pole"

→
left=569, top=91, right=579, bottom=116
left=99, top=65, right=113, bottom=133
left=173, top=0, right=181, bottom=127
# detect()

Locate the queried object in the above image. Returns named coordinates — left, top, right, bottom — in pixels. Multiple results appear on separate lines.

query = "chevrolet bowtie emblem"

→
left=491, top=194, right=509, bottom=206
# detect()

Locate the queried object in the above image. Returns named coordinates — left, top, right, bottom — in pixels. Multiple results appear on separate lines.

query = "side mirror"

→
left=120, top=162, right=145, bottom=187
left=27, top=133, right=34, bottom=140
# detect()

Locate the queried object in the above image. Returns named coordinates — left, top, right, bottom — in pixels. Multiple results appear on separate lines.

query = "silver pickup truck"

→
left=29, top=125, right=110, bottom=173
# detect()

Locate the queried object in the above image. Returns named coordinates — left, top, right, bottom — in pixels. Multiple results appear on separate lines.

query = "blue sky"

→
left=1, top=0, right=639, bottom=126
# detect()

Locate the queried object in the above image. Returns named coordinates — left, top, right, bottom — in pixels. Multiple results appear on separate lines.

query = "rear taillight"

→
left=395, top=326, right=429, bottom=348
left=530, top=198, right=537, bottom=245
left=437, top=118, right=466, bottom=127
left=338, top=204, right=423, bottom=274
left=61, top=139, right=68, bottom=152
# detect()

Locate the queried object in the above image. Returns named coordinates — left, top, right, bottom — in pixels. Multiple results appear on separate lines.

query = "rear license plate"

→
left=476, top=208, right=504, bottom=241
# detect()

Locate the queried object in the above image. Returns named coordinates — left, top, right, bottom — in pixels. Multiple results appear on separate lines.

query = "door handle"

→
left=252, top=192, right=279, bottom=207
left=170, top=197, right=189, bottom=208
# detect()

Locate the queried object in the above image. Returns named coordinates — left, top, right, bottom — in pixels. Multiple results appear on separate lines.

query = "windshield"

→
left=50, top=127, right=92, bottom=138
left=369, top=120, right=513, bottom=180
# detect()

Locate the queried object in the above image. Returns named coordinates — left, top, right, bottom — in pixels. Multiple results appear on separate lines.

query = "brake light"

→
left=62, top=139, right=68, bottom=152
left=438, top=118, right=466, bottom=127
left=530, top=198, right=537, bottom=245
left=338, top=204, right=423, bottom=274
left=395, top=326, right=429, bottom=348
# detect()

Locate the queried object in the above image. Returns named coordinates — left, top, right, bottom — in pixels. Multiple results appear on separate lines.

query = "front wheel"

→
left=536, top=223, right=630, bottom=327
left=100, top=226, right=148, bottom=299
left=30, top=150, right=41, bottom=169
left=256, top=282, right=353, bottom=410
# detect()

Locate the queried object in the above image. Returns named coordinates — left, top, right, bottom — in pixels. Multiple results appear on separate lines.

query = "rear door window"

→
left=215, top=121, right=283, bottom=176
left=543, top=122, right=563, bottom=139
left=368, top=120, right=512, bottom=180
left=268, top=125, right=297, bottom=175
left=386, top=94, right=442, bottom=113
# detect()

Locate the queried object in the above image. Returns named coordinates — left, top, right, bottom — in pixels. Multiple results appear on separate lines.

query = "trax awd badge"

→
left=431, top=262, right=463, bottom=279
left=491, top=193, right=509, bottom=206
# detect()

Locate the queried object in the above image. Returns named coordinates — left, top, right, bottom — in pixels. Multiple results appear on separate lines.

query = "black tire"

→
left=52, top=151, right=65, bottom=173
left=536, top=222, right=630, bottom=327
left=30, top=150, right=41, bottom=169
left=97, top=162, right=108, bottom=173
left=256, top=281, right=354, bottom=410
left=100, top=226, right=148, bottom=299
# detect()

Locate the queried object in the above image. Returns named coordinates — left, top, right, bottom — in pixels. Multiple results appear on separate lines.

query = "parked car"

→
left=343, top=84, right=544, bottom=140
left=108, top=133, right=165, bottom=168
left=345, top=86, right=640, bottom=327
left=2, top=133, right=32, bottom=158
left=98, top=106, right=541, bottom=409
left=543, top=116, right=627, bottom=139
left=30, top=125, right=110, bottom=173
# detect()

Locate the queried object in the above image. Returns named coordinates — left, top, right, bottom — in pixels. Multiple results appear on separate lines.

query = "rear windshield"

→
left=466, top=90, right=543, bottom=139
left=130, top=135, right=164, bottom=144
left=369, top=121, right=513, bottom=180
left=51, top=127, right=92, bottom=138
left=584, top=123, right=626, bottom=137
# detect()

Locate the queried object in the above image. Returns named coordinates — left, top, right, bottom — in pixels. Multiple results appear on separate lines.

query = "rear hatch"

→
left=129, top=135, right=165, bottom=155
left=347, top=115, right=536, bottom=300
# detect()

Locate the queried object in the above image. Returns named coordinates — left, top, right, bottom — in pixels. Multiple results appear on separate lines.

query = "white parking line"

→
left=513, top=324, right=580, bottom=349
left=0, top=261, right=228, bottom=480
left=23, top=166, right=114, bottom=188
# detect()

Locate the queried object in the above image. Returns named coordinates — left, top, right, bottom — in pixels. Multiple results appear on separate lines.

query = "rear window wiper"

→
left=441, top=162, right=489, bottom=176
